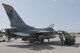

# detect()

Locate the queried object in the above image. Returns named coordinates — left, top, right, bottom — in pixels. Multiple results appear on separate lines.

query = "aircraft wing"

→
left=13, top=32, right=30, bottom=36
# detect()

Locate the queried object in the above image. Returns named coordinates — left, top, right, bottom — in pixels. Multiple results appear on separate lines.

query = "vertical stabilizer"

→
left=2, top=3, right=32, bottom=29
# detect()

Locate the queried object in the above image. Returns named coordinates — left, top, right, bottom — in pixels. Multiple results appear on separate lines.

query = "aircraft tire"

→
left=40, top=39, right=44, bottom=43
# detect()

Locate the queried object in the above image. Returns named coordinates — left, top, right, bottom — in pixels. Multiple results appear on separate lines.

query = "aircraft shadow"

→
left=6, top=43, right=55, bottom=51
left=6, top=41, right=80, bottom=51
left=43, top=41, right=80, bottom=48
left=71, top=43, right=80, bottom=48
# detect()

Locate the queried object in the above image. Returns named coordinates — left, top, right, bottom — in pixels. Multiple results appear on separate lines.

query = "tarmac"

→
left=0, top=36, right=80, bottom=53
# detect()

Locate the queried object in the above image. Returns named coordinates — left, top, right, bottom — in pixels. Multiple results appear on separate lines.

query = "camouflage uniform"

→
left=59, top=33, right=64, bottom=45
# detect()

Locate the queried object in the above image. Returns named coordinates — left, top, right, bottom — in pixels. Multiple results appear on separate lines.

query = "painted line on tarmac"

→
left=41, top=49, right=46, bottom=53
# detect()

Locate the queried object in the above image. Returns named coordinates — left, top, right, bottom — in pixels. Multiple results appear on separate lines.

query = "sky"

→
left=0, top=0, right=80, bottom=32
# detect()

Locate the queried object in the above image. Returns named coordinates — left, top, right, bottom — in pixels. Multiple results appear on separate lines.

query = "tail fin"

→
left=2, top=3, right=32, bottom=29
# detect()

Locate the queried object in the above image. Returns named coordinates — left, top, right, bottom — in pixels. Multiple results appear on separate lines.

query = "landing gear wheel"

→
left=29, top=40, right=34, bottom=43
left=40, top=39, right=44, bottom=43
left=30, top=41, right=33, bottom=43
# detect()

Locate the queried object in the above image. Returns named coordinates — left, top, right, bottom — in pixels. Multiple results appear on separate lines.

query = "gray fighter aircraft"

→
left=2, top=3, right=56, bottom=43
